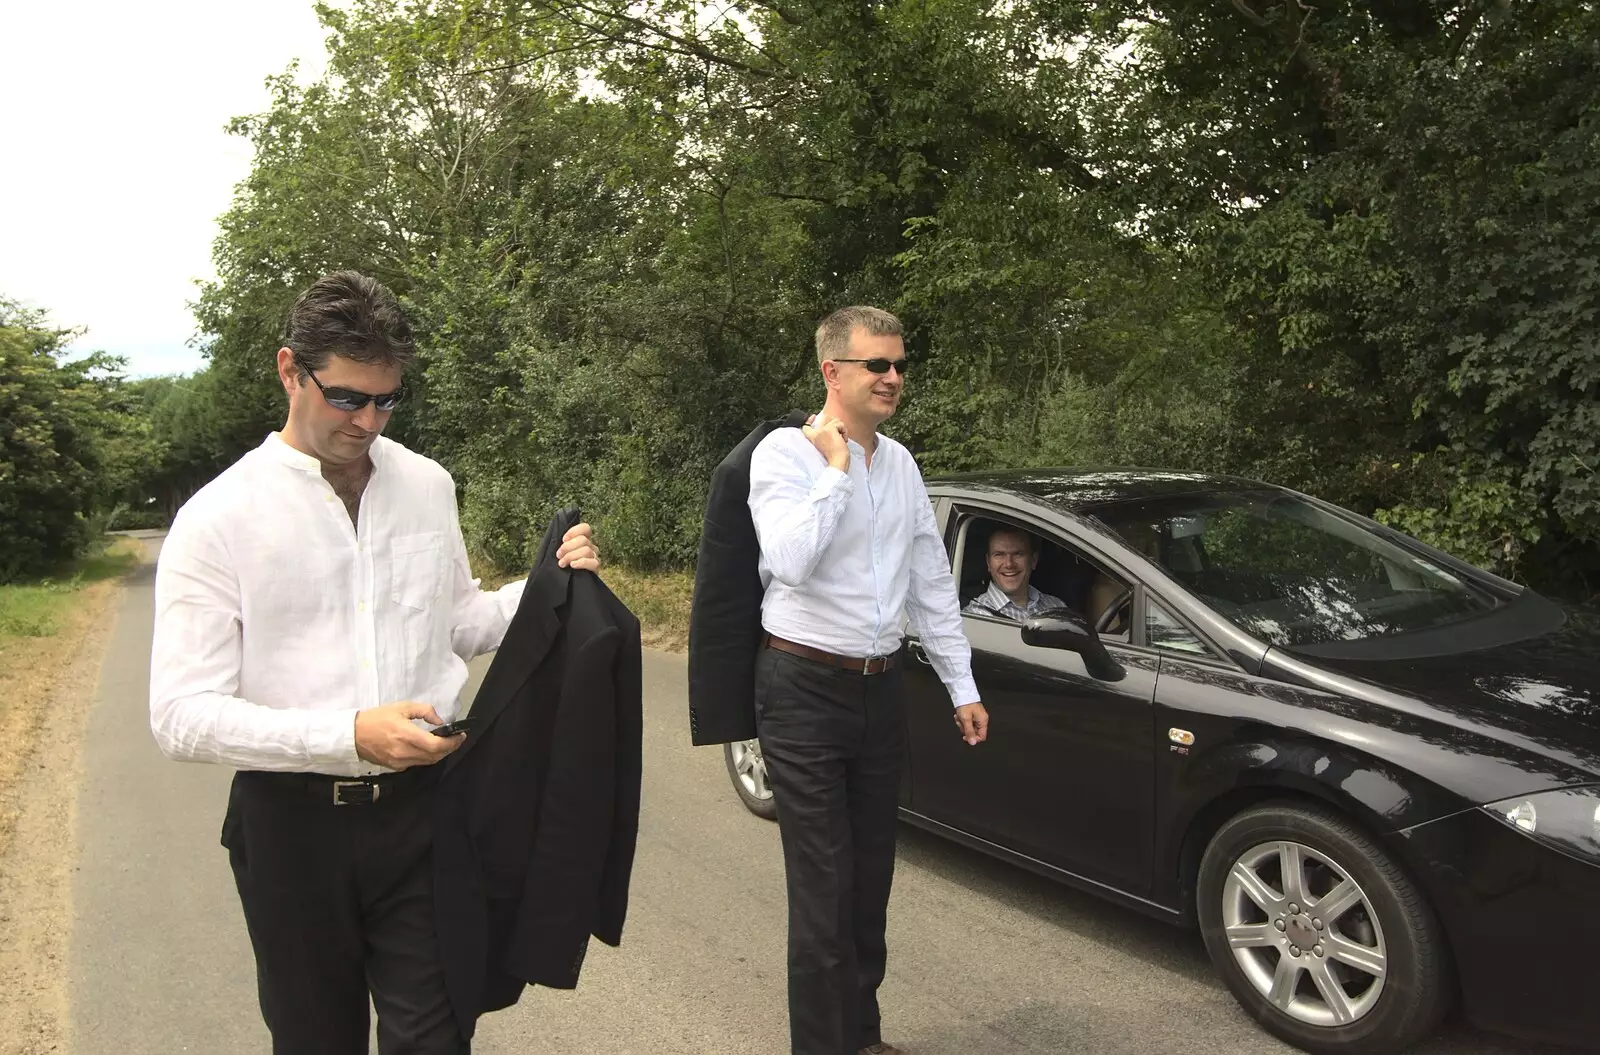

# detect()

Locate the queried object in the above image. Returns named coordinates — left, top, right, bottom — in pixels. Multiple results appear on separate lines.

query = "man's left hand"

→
left=557, top=522, right=601, bottom=571
left=954, top=702, right=989, bottom=745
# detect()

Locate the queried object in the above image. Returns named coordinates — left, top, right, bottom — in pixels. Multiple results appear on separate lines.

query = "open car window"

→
left=953, top=512, right=1134, bottom=643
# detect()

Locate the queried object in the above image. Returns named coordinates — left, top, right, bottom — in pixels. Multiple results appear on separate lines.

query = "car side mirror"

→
left=1022, top=610, right=1125, bottom=682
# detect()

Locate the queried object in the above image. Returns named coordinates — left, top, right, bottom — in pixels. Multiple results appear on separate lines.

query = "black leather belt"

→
left=763, top=633, right=898, bottom=675
left=248, top=765, right=438, bottom=806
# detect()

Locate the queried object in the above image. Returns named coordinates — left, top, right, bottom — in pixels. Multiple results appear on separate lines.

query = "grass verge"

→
left=601, top=567, right=694, bottom=653
left=473, top=557, right=694, bottom=653
left=0, top=546, right=139, bottom=637
left=0, top=539, right=140, bottom=853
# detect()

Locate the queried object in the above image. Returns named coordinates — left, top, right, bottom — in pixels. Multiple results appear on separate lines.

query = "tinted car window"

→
left=1146, top=600, right=1211, bottom=655
left=1093, top=491, right=1500, bottom=648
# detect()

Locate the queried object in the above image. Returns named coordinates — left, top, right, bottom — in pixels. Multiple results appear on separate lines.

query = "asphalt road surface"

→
left=68, top=538, right=1563, bottom=1054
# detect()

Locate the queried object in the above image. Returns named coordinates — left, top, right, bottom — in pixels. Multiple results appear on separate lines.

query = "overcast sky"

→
left=1, top=1, right=331, bottom=377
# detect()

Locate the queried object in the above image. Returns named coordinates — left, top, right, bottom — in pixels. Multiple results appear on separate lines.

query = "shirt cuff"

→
left=944, top=676, right=981, bottom=708
left=308, top=709, right=364, bottom=768
left=496, top=576, right=528, bottom=617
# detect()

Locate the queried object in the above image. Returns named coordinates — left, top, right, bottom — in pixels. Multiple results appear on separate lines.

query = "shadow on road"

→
left=121, top=558, right=157, bottom=588
left=894, top=822, right=1216, bottom=976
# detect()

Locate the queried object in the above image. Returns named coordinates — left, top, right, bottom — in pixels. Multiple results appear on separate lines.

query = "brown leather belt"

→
left=763, top=633, right=898, bottom=675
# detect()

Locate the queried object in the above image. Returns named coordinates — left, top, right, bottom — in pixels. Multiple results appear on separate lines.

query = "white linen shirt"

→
left=747, top=426, right=979, bottom=707
left=149, top=432, right=525, bottom=777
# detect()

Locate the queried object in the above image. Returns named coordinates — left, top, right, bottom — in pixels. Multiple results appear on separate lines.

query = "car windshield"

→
left=1091, top=490, right=1502, bottom=648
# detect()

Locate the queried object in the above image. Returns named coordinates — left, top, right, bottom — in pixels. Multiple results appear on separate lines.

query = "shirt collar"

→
left=983, top=581, right=1041, bottom=613
left=260, top=431, right=320, bottom=472
left=260, top=431, right=390, bottom=474
left=983, top=581, right=1015, bottom=610
left=814, top=408, right=880, bottom=454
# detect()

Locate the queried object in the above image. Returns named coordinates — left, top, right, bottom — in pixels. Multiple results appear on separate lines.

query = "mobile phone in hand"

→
left=430, top=716, right=477, bottom=737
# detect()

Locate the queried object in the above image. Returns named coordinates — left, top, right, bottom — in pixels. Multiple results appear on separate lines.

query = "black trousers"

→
left=754, top=647, right=907, bottom=1055
left=221, top=770, right=467, bottom=1055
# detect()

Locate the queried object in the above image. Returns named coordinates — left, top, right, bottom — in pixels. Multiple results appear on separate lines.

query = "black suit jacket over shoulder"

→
left=687, top=409, right=808, bottom=746
left=433, top=507, right=643, bottom=1037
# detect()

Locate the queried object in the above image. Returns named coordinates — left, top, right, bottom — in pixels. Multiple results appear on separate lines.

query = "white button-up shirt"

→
left=748, top=426, right=978, bottom=707
left=149, top=433, right=525, bottom=776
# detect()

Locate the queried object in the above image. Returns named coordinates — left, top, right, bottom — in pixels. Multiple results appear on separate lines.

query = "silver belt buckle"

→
left=333, top=780, right=378, bottom=805
left=863, top=654, right=883, bottom=675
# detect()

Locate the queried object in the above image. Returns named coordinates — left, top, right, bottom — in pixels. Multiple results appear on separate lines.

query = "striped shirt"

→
left=962, top=581, right=1069, bottom=622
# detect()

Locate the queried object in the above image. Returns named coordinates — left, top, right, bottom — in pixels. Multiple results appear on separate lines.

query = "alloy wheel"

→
left=729, top=738, right=772, bottom=802
left=1221, top=839, right=1388, bottom=1028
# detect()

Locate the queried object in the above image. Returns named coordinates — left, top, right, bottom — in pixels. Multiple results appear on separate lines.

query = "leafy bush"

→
left=131, top=0, right=1596, bottom=607
left=0, top=300, right=147, bottom=582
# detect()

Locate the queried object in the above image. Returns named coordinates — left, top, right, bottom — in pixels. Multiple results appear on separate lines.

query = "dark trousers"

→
left=754, top=647, right=907, bottom=1055
left=221, top=770, right=467, bottom=1055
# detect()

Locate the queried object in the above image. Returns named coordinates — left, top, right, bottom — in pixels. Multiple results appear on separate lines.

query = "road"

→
left=67, top=538, right=1559, bottom=1054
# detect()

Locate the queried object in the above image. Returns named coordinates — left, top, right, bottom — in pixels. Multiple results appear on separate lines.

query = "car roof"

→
left=924, top=467, right=1288, bottom=516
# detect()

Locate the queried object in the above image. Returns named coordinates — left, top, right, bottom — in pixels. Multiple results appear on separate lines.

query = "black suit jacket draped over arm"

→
left=433, top=507, right=643, bottom=1037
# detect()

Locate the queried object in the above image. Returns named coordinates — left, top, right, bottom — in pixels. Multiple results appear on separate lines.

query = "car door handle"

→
left=908, top=640, right=932, bottom=665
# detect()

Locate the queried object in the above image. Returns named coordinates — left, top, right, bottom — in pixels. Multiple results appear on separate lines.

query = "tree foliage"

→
left=0, top=300, right=148, bottom=581
left=125, top=0, right=1598, bottom=599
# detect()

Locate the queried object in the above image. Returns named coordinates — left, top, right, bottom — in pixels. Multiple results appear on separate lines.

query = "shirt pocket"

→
left=390, top=532, right=447, bottom=655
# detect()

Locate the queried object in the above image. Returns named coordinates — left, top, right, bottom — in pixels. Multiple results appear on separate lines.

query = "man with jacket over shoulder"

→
left=748, top=305, right=990, bottom=1055
left=147, top=271, right=600, bottom=1054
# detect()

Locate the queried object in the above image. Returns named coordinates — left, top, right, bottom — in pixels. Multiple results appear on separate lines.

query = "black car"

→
left=722, top=469, right=1599, bottom=1055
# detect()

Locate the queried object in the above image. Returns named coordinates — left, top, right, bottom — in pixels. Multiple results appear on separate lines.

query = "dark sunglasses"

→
left=833, top=357, right=910, bottom=376
left=295, top=356, right=405, bottom=412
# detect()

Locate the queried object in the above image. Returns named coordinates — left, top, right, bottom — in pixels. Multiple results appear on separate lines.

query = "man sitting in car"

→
left=963, top=525, right=1068, bottom=621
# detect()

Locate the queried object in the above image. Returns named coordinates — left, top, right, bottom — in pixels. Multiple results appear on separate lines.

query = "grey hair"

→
left=815, top=305, right=903, bottom=366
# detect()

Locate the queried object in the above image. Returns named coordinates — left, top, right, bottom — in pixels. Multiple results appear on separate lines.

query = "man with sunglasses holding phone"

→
left=149, top=271, right=598, bottom=1054
left=747, top=305, right=989, bottom=1055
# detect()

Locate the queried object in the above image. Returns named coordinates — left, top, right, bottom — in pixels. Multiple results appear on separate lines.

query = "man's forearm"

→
left=917, top=630, right=980, bottom=707
left=151, top=688, right=361, bottom=771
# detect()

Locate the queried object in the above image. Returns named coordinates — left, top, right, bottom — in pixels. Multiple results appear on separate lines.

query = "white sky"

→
left=0, top=1, right=332, bottom=377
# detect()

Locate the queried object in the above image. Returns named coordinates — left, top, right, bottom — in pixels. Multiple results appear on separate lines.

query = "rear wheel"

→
left=724, top=738, right=777, bottom=820
left=1197, top=801, right=1451, bottom=1054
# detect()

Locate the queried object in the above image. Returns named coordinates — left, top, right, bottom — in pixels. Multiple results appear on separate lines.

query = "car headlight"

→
left=1482, top=787, right=1600, bottom=864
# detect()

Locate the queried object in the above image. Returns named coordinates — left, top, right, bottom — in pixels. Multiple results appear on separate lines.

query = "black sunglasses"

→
left=833, top=357, right=910, bottom=376
left=295, top=356, right=405, bottom=412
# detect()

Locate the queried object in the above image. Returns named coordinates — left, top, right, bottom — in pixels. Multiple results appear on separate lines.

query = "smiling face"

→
left=276, top=346, right=402, bottom=468
left=986, top=527, right=1038, bottom=600
left=823, top=329, right=907, bottom=428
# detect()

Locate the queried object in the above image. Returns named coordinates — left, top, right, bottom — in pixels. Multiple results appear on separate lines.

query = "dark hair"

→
left=282, top=271, right=415, bottom=372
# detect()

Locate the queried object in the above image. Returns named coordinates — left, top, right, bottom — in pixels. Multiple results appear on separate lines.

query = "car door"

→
left=902, top=504, right=1159, bottom=895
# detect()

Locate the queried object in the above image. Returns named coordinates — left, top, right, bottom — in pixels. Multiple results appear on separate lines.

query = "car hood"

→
left=1292, top=608, right=1600, bottom=784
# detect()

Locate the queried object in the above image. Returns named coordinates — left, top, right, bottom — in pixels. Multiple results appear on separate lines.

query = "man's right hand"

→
left=803, top=413, right=850, bottom=472
left=355, top=702, right=464, bottom=770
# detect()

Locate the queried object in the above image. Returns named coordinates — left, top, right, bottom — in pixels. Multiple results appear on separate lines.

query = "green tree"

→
left=1091, top=0, right=1599, bottom=591
left=182, top=0, right=1600, bottom=598
left=0, top=299, right=145, bottom=581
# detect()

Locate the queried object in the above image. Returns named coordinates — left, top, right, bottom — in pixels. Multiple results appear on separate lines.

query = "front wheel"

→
left=1197, top=801, right=1451, bottom=1054
left=724, top=738, right=778, bottom=820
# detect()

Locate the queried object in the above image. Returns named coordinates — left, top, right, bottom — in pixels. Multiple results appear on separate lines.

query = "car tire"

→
left=724, top=738, right=778, bottom=820
left=1197, top=801, right=1451, bottom=1055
